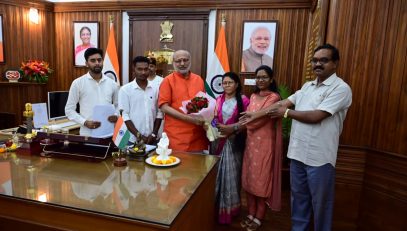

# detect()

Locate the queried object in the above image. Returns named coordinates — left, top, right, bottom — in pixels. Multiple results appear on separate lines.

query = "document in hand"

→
left=91, top=104, right=115, bottom=138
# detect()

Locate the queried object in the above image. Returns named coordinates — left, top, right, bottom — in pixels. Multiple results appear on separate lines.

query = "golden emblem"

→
left=160, top=21, right=174, bottom=42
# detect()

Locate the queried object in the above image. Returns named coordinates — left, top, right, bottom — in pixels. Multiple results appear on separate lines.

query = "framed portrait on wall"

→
left=241, top=21, right=278, bottom=73
left=0, top=15, right=5, bottom=64
left=73, top=21, right=99, bottom=67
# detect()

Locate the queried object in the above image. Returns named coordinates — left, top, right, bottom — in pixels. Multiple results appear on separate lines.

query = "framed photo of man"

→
left=0, top=15, right=5, bottom=64
left=73, top=21, right=99, bottom=67
left=241, top=21, right=278, bottom=73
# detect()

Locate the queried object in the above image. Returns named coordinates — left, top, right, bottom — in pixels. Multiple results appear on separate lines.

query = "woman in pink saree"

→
left=240, top=65, right=283, bottom=231
left=213, top=72, right=250, bottom=224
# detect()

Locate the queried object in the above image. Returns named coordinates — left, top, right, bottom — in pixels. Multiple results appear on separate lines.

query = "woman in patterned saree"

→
left=240, top=65, right=283, bottom=231
left=213, top=72, right=250, bottom=224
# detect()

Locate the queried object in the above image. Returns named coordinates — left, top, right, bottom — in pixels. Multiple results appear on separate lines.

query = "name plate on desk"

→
left=36, top=132, right=115, bottom=161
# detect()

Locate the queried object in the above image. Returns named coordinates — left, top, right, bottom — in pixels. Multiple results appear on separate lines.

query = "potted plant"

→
left=278, top=84, right=292, bottom=170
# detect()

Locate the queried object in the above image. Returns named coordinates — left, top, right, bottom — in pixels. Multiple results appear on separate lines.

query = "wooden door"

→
left=128, top=9, right=209, bottom=79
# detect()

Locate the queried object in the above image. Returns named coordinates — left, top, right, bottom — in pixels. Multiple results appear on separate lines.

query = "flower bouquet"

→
left=185, top=96, right=209, bottom=114
left=19, top=60, right=53, bottom=83
left=180, top=91, right=219, bottom=141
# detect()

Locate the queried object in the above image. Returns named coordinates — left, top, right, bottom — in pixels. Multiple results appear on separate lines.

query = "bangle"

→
left=284, top=109, right=290, bottom=118
left=233, top=124, right=239, bottom=132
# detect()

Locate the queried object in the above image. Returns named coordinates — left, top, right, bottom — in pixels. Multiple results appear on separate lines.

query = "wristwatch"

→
left=151, top=133, right=157, bottom=138
left=233, top=124, right=239, bottom=133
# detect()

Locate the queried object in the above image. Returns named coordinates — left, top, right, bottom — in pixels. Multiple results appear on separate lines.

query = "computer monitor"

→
left=47, top=91, right=69, bottom=121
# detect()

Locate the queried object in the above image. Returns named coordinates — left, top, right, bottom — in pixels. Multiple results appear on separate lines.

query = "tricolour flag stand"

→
left=205, top=14, right=230, bottom=98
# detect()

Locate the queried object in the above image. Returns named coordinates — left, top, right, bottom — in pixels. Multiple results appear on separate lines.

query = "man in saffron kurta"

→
left=158, top=50, right=208, bottom=152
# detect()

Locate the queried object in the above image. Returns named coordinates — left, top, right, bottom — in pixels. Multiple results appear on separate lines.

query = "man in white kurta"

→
left=65, top=48, right=119, bottom=136
left=147, top=57, right=164, bottom=138
left=147, top=57, right=164, bottom=88
left=119, top=56, right=162, bottom=144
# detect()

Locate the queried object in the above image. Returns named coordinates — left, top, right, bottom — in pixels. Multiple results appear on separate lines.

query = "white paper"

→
left=244, top=78, right=256, bottom=86
left=32, top=103, right=49, bottom=128
left=91, top=104, right=115, bottom=138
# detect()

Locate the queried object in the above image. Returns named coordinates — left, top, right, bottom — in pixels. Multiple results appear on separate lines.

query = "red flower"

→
left=19, top=60, right=53, bottom=83
left=186, top=96, right=209, bottom=114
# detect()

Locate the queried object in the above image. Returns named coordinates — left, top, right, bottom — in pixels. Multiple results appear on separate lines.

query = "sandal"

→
left=246, top=218, right=261, bottom=231
left=240, top=215, right=253, bottom=228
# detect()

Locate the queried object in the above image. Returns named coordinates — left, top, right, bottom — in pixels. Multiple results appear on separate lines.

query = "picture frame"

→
left=73, top=21, right=99, bottom=67
left=0, top=15, right=5, bottom=64
left=240, top=20, right=278, bottom=73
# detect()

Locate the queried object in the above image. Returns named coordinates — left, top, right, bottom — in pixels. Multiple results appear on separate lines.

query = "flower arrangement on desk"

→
left=19, top=60, right=53, bottom=83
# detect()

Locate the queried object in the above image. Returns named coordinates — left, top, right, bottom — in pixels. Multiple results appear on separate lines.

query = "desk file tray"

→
left=36, top=132, right=115, bottom=160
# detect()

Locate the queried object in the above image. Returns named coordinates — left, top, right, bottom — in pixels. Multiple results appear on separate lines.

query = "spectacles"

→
left=173, top=58, right=189, bottom=64
left=255, top=76, right=270, bottom=81
left=222, top=81, right=235, bottom=86
left=311, top=57, right=332, bottom=65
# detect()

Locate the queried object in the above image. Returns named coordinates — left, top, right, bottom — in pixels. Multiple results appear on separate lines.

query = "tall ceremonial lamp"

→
left=23, top=103, right=34, bottom=140
left=17, top=103, right=41, bottom=155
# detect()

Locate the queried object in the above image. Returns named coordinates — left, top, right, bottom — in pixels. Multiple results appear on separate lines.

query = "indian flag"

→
left=205, top=16, right=230, bottom=98
left=103, top=21, right=120, bottom=84
left=112, top=116, right=130, bottom=149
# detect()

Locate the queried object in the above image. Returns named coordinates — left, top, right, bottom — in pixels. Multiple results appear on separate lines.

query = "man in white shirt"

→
left=241, top=44, right=352, bottom=231
left=147, top=57, right=164, bottom=88
left=147, top=57, right=164, bottom=138
left=65, top=48, right=119, bottom=136
left=119, top=56, right=162, bottom=145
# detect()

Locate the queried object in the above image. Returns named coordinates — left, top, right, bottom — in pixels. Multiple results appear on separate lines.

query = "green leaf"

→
left=278, top=84, right=293, bottom=140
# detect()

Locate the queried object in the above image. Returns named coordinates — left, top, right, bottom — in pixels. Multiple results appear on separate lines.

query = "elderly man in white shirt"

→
left=241, top=44, right=352, bottom=231
left=119, top=56, right=162, bottom=145
left=65, top=48, right=119, bottom=136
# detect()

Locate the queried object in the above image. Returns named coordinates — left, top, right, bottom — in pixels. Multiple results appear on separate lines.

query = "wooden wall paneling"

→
left=326, top=0, right=407, bottom=230
left=389, top=0, right=407, bottom=155
left=332, top=146, right=366, bottom=230
left=0, top=82, right=47, bottom=125
left=326, top=0, right=406, bottom=154
left=51, top=11, right=122, bottom=91
left=53, top=0, right=312, bottom=12
left=326, top=0, right=374, bottom=147
left=372, top=0, right=407, bottom=154
left=0, top=0, right=54, bottom=11
left=358, top=150, right=407, bottom=231
left=0, top=4, right=54, bottom=82
left=0, top=3, right=53, bottom=126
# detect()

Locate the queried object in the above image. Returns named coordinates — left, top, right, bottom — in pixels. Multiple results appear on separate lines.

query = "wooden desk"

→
left=0, top=152, right=218, bottom=231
